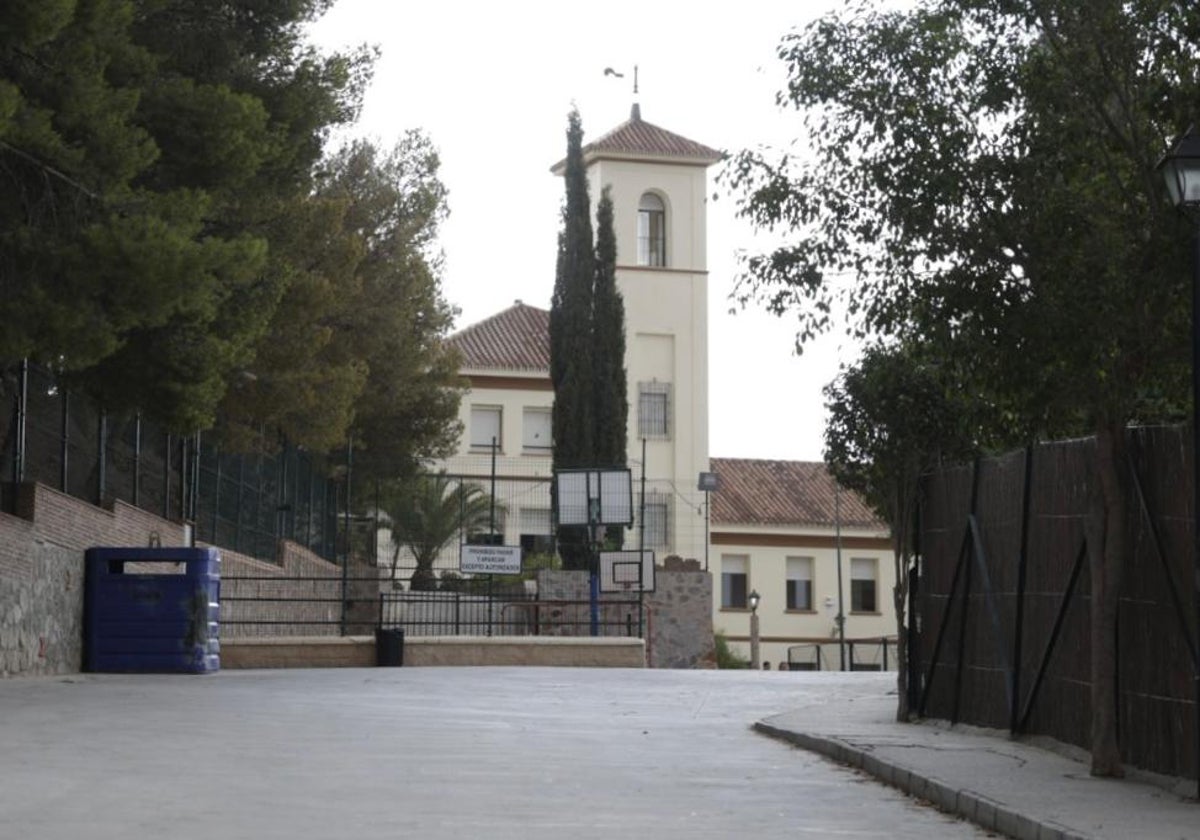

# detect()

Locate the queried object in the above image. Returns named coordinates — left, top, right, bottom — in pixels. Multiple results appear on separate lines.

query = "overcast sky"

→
left=307, top=0, right=858, bottom=462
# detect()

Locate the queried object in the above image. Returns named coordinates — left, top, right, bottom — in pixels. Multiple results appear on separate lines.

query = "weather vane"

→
left=603, top=64, right=639, bottom=95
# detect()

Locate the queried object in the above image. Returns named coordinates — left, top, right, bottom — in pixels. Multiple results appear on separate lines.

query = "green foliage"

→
left=731, top=0, right=1200, bottom=771
left=714, top=631, right=749, bottom=669
left=0, top=1, right=458, bottom=476
left=550, top=109, right=596, bottom=471
left=380, top=472, right=502, bottom=592
left=549, top=112, right=630, bottom=570
left=592, top=187, right=628, bottom=467
left=219, top=133, right=463, bottom=476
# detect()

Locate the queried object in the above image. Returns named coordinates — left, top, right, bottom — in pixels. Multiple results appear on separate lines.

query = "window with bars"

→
left=641, top=494, right=669, bottom=548
left=786, top=556, right=814, bottom=611
left=637, top=382, right=671, bottom=439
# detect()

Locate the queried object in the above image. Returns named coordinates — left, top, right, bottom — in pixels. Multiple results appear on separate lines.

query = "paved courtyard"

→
left=1, top=668, right=985, bottom=839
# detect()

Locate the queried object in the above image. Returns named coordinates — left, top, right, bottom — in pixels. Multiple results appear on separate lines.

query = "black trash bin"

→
left=376, top=627, right=404, bottom=666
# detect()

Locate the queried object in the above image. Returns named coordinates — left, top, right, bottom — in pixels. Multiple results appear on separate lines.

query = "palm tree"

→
left=381, top=472, right=499, bottom=591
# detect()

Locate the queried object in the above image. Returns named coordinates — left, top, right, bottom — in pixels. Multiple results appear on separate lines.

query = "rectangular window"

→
left=786, top=556, right=814, bottom=611
left=850, top=557, right=878, bottom=613
left=518, top=507, right=554, bottom=556
left=522, top=407, right=551, bottom=453
left=637, top=208, right=666, bottom=266
left=637, top=381, right=671, bottom=439
left=641, top=494, right=669, bottom=548
left=470, top=406, right=501, bottom=450
left=721, top=555, right=748, bottom=609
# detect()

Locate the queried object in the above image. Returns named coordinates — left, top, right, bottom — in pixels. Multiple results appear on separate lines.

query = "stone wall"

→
left=538, top=564, right=714, bottom=669
left=0, top=484, right=193, bottom=677
left=0, top=481, right=368, bottom=676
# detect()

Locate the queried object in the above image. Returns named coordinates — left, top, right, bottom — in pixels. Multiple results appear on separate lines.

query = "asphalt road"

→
left=0, top=668, right=987, bottom=839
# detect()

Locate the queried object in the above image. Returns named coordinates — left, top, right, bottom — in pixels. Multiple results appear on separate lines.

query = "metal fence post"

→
left=96, top=409, right=107, bottom=506
left=14, top=358, right=28, bottom=484
left=59, top=390, right=69, bottom=492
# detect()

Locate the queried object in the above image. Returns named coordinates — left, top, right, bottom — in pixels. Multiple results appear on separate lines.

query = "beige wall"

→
left=587, top=155, right=711, bottom=561
left=712, top=526, right=898, bottom=671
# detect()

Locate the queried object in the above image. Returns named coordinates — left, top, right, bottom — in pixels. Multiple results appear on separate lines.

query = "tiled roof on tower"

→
left=709, top=458, right=885, bottom=530
left=446, top=301, right=550, bottom=373
left=551, top=104, right=723, bottom=173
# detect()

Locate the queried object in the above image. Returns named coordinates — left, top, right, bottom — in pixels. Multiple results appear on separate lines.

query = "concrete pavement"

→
left=756, top=678, right=1200, bottom=839
left=4, top=666, right=1195, bottom=838
left=1, top=668, right=981, bottom=839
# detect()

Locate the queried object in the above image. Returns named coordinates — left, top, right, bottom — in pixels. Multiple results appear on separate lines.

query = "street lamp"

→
left=1157, top=125, right=1200, bottom=801
left=748, top=589, right=761, bottom=670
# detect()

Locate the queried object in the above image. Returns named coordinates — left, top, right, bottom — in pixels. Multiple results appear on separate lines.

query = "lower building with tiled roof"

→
left=706, top=458, right=895, bottom=671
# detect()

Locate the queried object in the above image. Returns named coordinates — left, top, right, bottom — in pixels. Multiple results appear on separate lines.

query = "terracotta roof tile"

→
left=709, top=458, right=885, bottom=531
left=447, top=302, right=550, bottom=373
left=552, top=105, right=723, bottom=172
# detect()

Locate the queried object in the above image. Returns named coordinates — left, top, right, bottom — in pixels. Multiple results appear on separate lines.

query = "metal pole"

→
left=835, top=484, right=846, bottom=671
left=59, top=390, right=68, bottom=492
left=342, top=438, right=352, bottom=636
left=97, top=409, right=107, bottom=506
left=1192, top=226, right=1200, bottom=800
left=132, top=413, right=141, bottom=507
left=704, top=491, right=710, bottom=572
left=750, top=605, right=760, bottom=670
left=489, top=436, right=497, bottom=536
left=639, top=437, right=647, bottom=638
left=14, top=358, right=28, bottom=484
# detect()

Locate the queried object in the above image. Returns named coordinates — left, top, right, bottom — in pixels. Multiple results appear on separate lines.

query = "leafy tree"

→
left=728, top=0, right=1196, bottom=775
left=0, top=0, right=373, bottom=433
left=380, top=472, right=501, bottom=591
left=824, top=342, right=987, bottom=720
left=219, top=134, right=464, bottom=480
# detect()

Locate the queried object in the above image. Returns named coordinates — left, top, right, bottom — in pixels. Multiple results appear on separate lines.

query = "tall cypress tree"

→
left=592, top=186, right=627, bottom=468
left=550, top=109, right=595, bottom=471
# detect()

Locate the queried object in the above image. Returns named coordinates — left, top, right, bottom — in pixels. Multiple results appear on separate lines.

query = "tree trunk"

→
left=1088, top=423, right=1126, bottom=777
left=892, top=479, right=917, bottom=722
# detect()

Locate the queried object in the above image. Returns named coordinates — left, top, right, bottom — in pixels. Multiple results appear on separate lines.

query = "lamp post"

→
left=1157, top=125, right=1200, bottom=801
left=749, top=589, right=761, bottom=670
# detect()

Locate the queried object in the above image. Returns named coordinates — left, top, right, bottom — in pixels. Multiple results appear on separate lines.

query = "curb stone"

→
left=752, top=721, right=1090, bottom=840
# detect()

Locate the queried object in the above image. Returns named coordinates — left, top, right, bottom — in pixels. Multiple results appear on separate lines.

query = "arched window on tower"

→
left=637, top=192, right=666, bottom=267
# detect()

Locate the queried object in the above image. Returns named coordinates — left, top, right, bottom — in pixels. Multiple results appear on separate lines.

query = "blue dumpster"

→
left=84, top=546, right=220, bottom=673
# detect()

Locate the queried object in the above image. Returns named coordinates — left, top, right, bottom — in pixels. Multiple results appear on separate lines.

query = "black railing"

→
left=380, top=591, right=644, bottom=639
left=785, top=637, right=896, bottom=672
left=219, top=573, right=646, bottom=640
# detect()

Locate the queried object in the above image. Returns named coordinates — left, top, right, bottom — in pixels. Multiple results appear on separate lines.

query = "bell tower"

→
left=554, top=104, right=721, bottom=559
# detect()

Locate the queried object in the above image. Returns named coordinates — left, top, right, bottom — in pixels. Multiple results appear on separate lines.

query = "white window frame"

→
left=469, top=405, right=502, bottom=451
left=850, top=557, right=879, bottom=614
left=721, top=554, right=748, bottom=609
left=637, top=192, right=667, bottom=267
left=641, top=493, right=670, bottom=549
left=786, top=556, right=814, bottom=611
left=637, top=381, right=671, bottom=440
left=521, top=407, right=551, bottom=454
